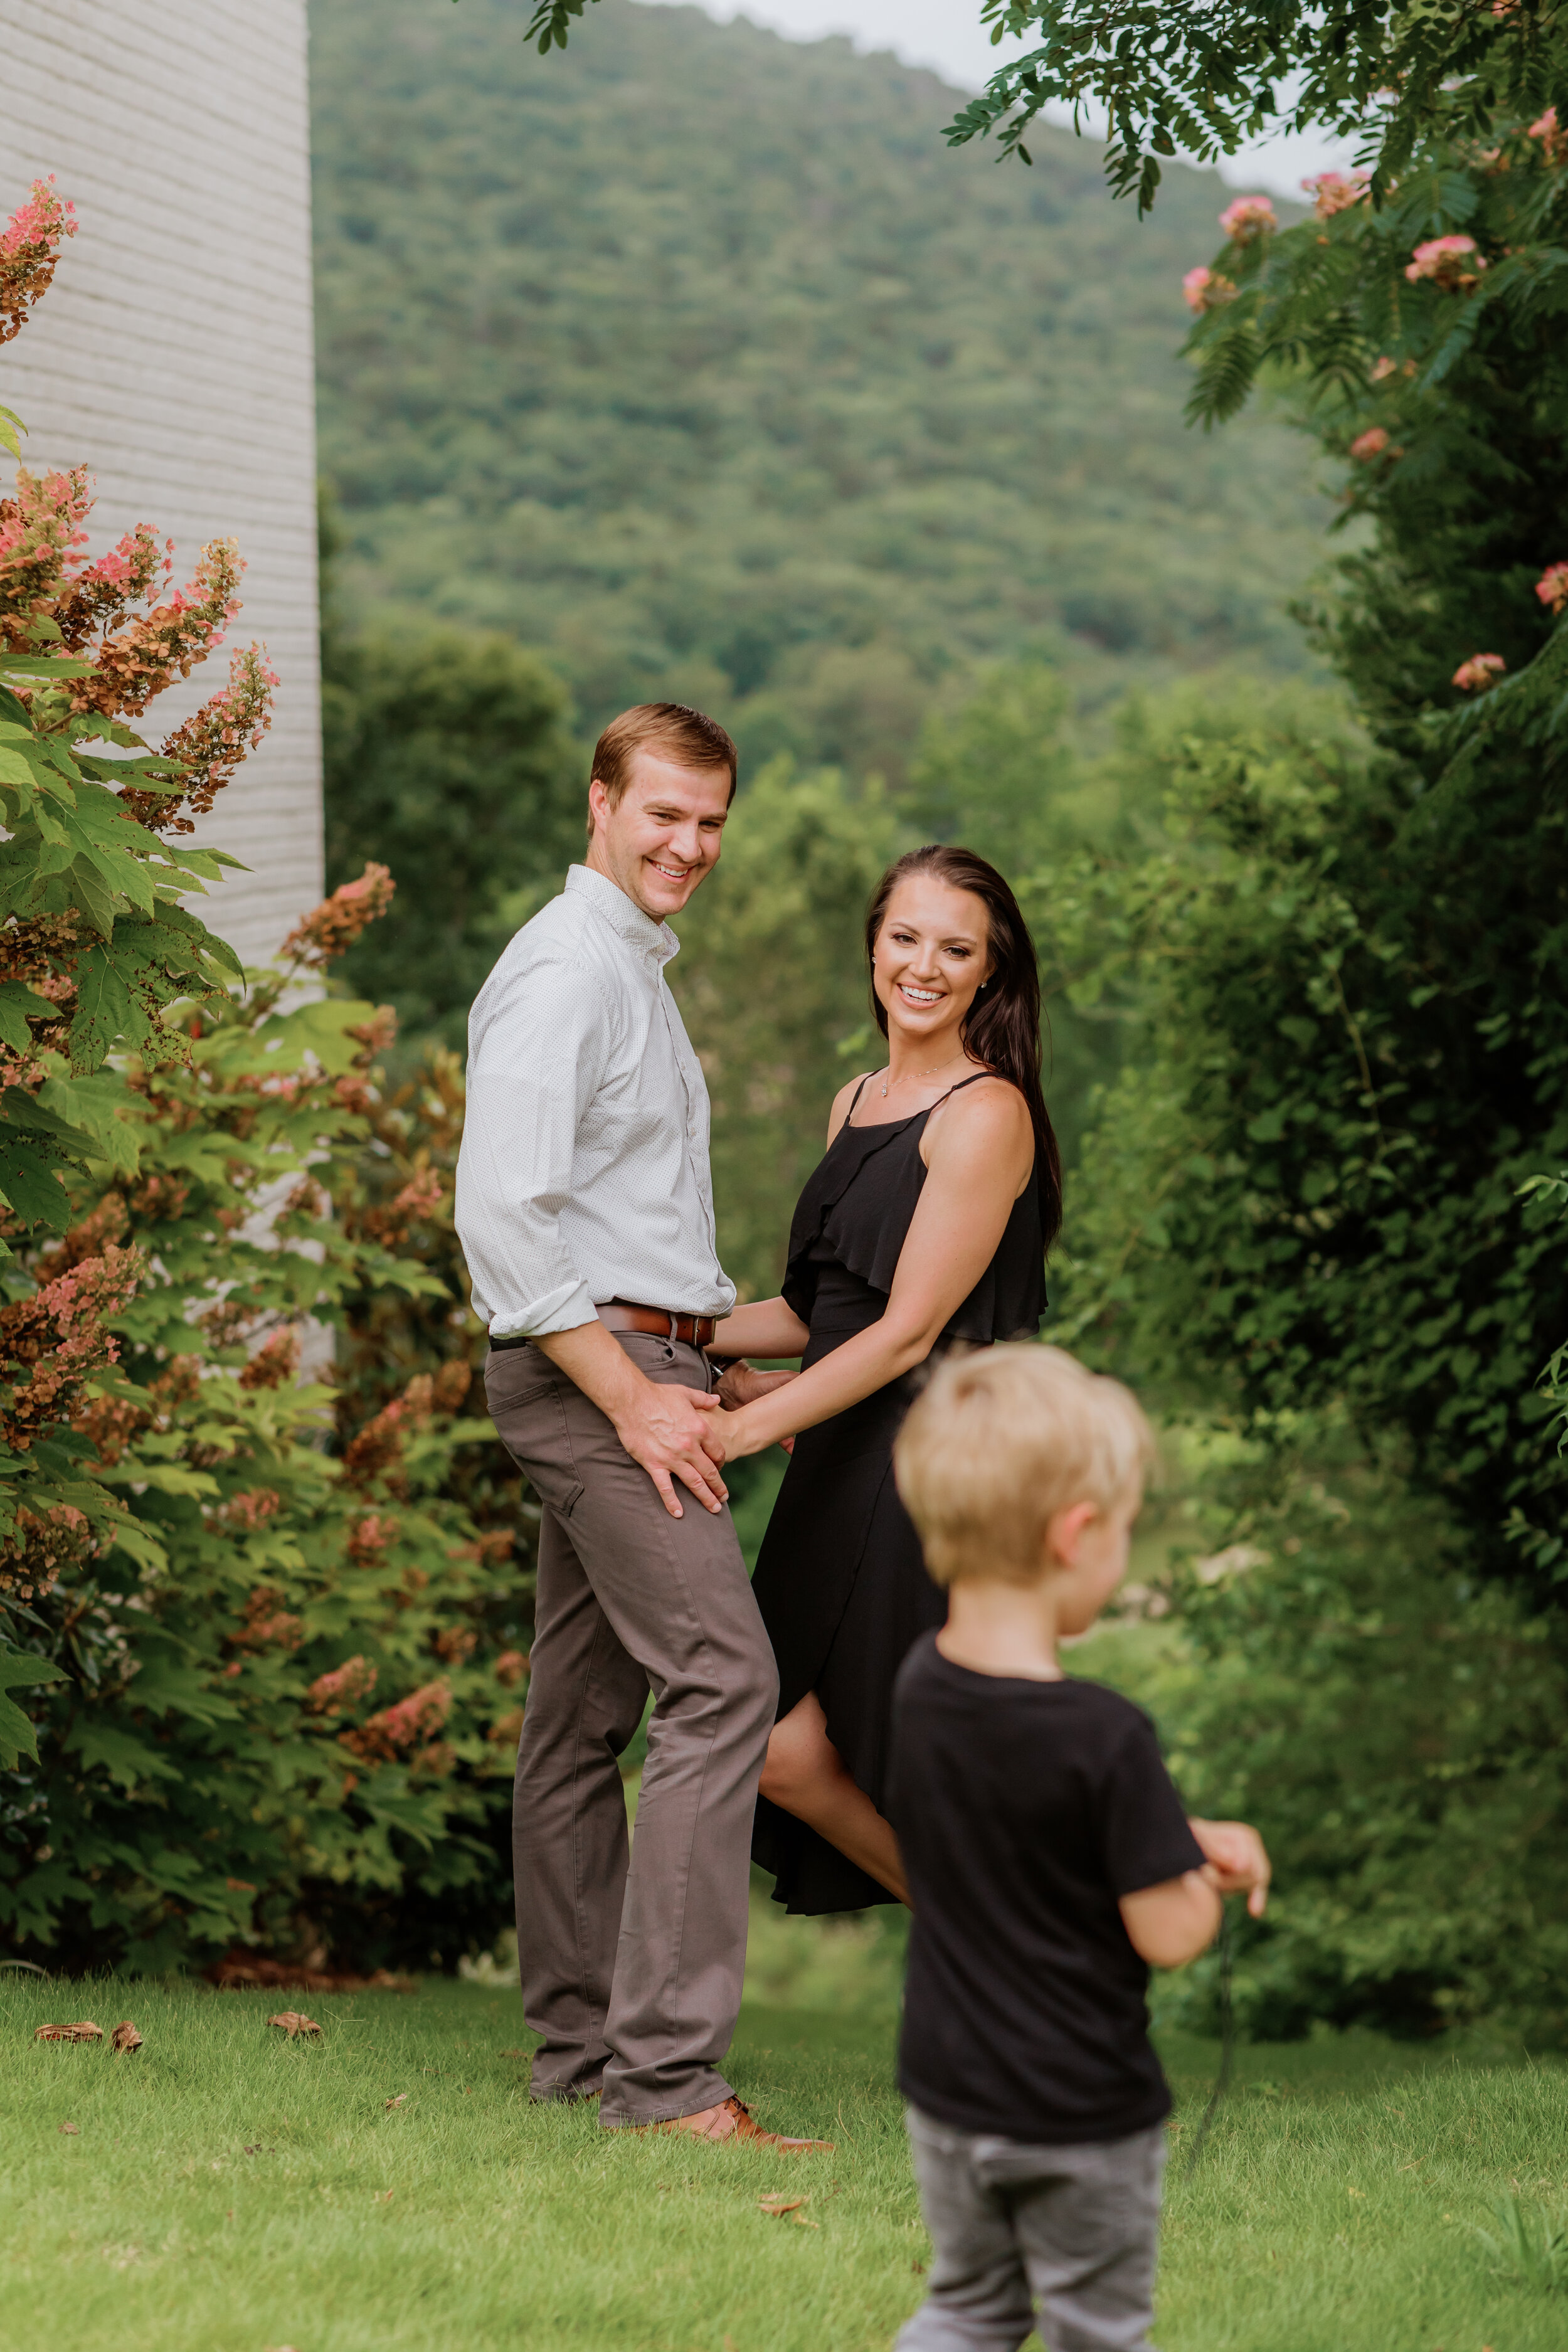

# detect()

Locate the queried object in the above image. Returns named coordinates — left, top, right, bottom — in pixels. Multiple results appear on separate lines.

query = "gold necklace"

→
left=881, top=1056, right=966, bottom=1099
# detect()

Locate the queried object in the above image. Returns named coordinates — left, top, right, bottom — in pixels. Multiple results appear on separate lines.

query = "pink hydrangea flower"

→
left=1301, top=171, right=1370, bottom=218
left=1406, top=234, right=1485, bottom=288
left=1182, top=265, right=1236, bottom=314
left=1452, top=653, right=1506, bottom=691
left=1219, top=194, right=1278, bottom=242
left=1535, top=563, right=1568, bottom=615
left=1349, top=427, right=1391, bottom=461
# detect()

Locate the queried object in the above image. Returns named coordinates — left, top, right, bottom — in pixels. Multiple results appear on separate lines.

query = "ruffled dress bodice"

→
left=780, top=1088, right=1047, bottom=1352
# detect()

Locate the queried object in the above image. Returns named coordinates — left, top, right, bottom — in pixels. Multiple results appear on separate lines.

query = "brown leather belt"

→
left=597, top=1300, right=718, bottom=1347
left=487, top=1301, right=719, bottom=1351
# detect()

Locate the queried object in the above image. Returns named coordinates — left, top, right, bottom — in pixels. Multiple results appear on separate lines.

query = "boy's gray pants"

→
left=898, top=2106, right=1167, bottom=2352
left=484, top=1330, right=778, bottom=2129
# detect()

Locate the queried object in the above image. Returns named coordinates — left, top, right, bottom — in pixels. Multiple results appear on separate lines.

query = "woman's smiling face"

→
left=872, top=874, right=992, bottom=1044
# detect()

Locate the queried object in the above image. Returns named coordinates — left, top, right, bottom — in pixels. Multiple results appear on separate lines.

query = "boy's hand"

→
left=1188, top=1818, right=1271, bottom=1917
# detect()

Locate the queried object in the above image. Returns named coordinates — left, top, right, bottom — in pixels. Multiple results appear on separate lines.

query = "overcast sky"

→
left=634, top=0, right=1357, bottom=198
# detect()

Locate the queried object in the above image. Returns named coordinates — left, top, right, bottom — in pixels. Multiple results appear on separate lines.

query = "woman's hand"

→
left=715, top=1395, right=797, bottom=1460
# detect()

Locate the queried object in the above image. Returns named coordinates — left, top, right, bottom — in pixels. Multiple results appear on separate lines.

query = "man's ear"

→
left=586, top=777, right=611, bottom=840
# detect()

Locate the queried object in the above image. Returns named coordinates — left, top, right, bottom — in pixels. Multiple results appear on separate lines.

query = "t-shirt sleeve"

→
left=1098, top=1706, right=1207, bottom=1897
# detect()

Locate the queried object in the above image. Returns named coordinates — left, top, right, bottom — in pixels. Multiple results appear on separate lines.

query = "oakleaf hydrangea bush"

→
left=3, top=877, right=531, bottom=1974
left=0, top=180, right=529, bottom=1973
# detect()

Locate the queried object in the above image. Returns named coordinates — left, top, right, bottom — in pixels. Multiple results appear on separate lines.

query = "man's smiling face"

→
left=585, top=748, right=732, bottom=922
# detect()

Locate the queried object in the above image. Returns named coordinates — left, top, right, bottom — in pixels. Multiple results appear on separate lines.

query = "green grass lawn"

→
left=5, top=1934, right=1568, bottom=2352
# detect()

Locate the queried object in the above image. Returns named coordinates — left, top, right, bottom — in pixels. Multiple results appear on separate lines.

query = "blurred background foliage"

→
left=309, top=0, right=1330, bottom=776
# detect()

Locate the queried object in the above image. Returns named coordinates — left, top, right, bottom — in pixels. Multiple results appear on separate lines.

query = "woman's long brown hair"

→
left=864, top=844, right=1062, bottom=1254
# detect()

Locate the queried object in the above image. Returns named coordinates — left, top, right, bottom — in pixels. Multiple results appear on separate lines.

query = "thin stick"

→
left=1182, top=1907, right=1234, bottom=2180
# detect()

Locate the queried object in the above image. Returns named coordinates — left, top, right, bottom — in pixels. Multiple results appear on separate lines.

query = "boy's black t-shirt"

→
left=889, top=1633, right=1205, bottom=2144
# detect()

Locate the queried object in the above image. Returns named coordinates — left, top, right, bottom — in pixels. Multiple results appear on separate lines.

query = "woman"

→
left=706, top=844, right=1061, bottom=1912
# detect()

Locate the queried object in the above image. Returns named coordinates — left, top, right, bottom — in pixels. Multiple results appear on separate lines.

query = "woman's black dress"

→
left=750, top=1073, right=1048, bottom=1914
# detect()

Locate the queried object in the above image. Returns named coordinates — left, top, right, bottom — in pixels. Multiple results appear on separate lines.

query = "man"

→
left=455, top=702, right=823, bottom=2149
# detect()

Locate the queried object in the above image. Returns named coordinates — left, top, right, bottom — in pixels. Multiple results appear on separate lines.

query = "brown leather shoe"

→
left=647, top=2094, right=833, bottom=2151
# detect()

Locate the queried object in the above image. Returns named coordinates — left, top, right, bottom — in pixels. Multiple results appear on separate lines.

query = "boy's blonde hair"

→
left=894, top=1344, right=1153, bottom=1588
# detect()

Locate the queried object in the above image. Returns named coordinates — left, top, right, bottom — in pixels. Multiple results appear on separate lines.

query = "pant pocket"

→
left=485, top=1368, right=585, bottom=1518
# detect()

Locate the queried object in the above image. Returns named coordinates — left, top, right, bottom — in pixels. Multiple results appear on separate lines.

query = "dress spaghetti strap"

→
left=847, top=1073, right=874, bottom=1115
left=930, top=1069, right=994, bottom=1109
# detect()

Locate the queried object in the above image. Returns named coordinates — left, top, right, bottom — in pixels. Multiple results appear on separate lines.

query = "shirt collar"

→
left=565, top=863, right=680, bottom=966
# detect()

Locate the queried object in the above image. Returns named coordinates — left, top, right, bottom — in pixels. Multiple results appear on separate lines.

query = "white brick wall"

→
left=0, top=0, right=324, bottom=970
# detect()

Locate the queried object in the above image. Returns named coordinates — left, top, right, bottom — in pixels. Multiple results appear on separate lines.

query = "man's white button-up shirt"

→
left=454, top=863, right=736, bottom=1340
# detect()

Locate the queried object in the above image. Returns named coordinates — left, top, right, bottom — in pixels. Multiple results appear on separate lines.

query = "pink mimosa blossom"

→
left=1452, top=652, right=1506, bottom=691
left=1301, top=171, right=1370, bottom=218
left=1182, top=265, right=1236, bottom=314
left=1406, top=234, right=1485, bottom=288
left=1535, top=563, right=1568, bottom=615
left=1529, top=106, right=1568, bottom=163
left=1219, top=194, right=1278, bottom=241
left=1349, top=427, right=1391, bottom=461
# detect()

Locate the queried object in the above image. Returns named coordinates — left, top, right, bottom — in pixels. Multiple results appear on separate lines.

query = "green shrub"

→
left=1, top=890, right=531, bottom=1974
left=1097, top=1429, right=1568, bottom=2044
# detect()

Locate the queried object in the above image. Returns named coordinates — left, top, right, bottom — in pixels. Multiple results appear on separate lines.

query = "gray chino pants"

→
left=484, top=1330, right=778, bottom=2127
left=898, top=2107, right=1167, bottom=2352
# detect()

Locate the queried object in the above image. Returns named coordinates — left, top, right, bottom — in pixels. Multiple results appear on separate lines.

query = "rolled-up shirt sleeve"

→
left=455, top=956, right=610, bottom=1339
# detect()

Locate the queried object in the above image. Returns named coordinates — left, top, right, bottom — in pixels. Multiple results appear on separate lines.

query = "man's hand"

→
left=536, top=1319, right=729, bottom=1520
left=1188, top=1818, right=1271, bottom=1917
left=610, top=1377, right=729, bottom=1520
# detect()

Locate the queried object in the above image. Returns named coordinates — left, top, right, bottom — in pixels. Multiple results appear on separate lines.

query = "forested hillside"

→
left=310, top=0, right=1326, bottom=773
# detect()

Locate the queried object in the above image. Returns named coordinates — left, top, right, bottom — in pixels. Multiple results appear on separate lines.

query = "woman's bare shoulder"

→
left=925, top=1072, right=1033, bottom=1160
left=826, top=1070, right=878, bottom=1146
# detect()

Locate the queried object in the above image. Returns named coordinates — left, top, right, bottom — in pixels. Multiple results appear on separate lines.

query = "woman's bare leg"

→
left=758, top=1690, right=910, bottom=1906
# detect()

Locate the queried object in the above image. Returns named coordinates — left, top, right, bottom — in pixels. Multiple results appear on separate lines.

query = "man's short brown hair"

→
left=894, top=1344, right=1154, bottom=1588
left=591, top=702, right=738, bottom=809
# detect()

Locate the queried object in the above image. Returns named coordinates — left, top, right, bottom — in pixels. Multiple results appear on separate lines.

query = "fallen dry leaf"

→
left=501, top=2047, right=527, bottom=2057
left=385, top=2092, right=407, bottom=2110
left=59, top=2121, right=80, bottom=2134
left=375, top=2188, right=394, bottom=2201
left=266, top=2010, right=321, bottom=2038
left=35, top=2020, right=103, bottom=2043
left=758, top=2193, right=818, bottom=2227
left=109, top=2020, right=143, bottom=2055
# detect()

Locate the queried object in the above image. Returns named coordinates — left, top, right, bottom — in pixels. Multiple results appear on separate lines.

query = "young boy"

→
left=888, top=1344, right=1269, bottom=2352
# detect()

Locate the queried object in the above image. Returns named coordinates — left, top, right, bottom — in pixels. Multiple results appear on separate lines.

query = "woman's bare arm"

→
left=714, top=1078, right=1033, bottom=1459
left=709, top=1297, right=812, bottom=1359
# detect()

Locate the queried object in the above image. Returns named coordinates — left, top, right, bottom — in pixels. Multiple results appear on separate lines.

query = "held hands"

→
left=715, top=1362, right=799, bottom=1454
left=1188, top=1818, right=1271, bottom=1918
left=613, top=1379, right=729, bottom=1521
